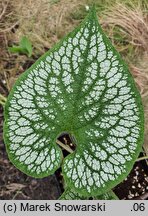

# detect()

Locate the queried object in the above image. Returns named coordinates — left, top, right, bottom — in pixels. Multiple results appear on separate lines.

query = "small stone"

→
left=135, top=192, right=139, bottom=197
left=133, top=175, right=138, bottom=180
left=128, top=194, right=134, bottom=199
left=135, top=171, right=139, bottom=176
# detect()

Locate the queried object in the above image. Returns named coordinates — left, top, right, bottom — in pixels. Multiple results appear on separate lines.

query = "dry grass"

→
left=0, top=0, right=90, bottom=93
left=0, top=0, right=22, bottom=94
left=12, top=0, right=87, bottom=54
left=100, top=3, right=148, bottom=55
left=0, top=0, right=18, bottom=33
left=0, top=0, right=87, bottom=90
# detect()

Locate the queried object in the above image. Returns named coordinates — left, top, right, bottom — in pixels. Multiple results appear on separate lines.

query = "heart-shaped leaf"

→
left=4, top=8, right=144, bottom=197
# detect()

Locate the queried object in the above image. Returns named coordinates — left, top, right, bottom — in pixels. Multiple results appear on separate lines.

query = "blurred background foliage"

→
left=0, top=0, right=148, bottom=156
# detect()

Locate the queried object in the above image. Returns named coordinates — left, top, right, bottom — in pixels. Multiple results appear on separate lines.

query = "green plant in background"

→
left=4, top=8, right=144, bottom=199
left=8, top=36, right=32, bottom=57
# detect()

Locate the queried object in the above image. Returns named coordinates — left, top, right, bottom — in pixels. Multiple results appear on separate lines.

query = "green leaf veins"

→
left=4, top=8, right=144, bottom=197
left=59, top=187, right=118, bottom=200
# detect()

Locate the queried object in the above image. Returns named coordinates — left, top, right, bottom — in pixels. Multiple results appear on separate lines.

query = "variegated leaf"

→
left=4, top=8, right=144, bottom=197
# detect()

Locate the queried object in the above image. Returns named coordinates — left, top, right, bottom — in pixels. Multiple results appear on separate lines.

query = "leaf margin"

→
left=3, top=7, right=144, bottom=194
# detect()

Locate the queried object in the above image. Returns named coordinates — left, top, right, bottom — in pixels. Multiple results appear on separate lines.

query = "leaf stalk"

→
left=56, top=140, right=74, bottom=154
left=136, top=155, right=148, bottom=162
left=0, top=93, right=7, bottom=106
left=0, top=93, right=7, bottom=102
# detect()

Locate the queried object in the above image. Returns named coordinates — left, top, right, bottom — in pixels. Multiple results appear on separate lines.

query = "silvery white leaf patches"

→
left=4, top=8, right=144, bottom=197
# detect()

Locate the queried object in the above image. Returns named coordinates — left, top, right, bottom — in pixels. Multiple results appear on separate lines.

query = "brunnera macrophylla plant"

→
left=4, top=8, right=144, bottom=199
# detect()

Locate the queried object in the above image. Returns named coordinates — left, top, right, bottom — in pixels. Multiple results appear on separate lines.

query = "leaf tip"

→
left=86, top=4, right=97, bottom=21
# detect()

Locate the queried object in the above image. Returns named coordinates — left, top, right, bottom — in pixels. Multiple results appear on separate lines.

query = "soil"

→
left=114, top=159, right=148, bottom=200
left=0, top=104, right=148, bottom=200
